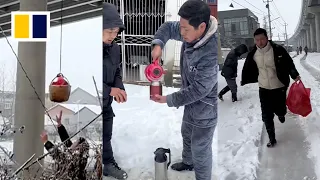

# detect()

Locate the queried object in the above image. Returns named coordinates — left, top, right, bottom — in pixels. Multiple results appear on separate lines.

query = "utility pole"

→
left=264, top=0, right=273, bottom=40
left=284, top=22, right=289, bottom=48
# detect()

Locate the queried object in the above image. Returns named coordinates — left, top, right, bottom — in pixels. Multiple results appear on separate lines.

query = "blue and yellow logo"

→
left=11, top=11, right=50, bottom=42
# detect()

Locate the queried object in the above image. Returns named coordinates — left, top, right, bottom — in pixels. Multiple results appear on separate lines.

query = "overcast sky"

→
left=218, top=0, right=302, bottom=41
left=0, top=0, right=303, bottom=94
left=0, top=17, right=101, bottom=95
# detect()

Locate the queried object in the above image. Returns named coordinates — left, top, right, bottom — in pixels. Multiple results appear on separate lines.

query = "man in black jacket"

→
left=219, top=44, right=248, bottom=102
left=102, top=2, right=128, bottom=179
left=241, top=28, right=300, bottom=148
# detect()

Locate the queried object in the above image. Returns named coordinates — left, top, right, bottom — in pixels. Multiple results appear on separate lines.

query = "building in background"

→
left=218, top=9, right=260, bottom=50
left=0, top=91, right=15, bottom=118
left=45, top=103, right=101, bottom=134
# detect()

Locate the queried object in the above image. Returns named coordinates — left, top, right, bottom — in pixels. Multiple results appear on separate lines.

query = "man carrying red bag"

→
left=241, top=28, right=300, bottom=148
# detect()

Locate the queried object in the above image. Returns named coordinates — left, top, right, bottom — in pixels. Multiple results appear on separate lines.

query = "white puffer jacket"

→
left=254, top=42, right=285, bottom=89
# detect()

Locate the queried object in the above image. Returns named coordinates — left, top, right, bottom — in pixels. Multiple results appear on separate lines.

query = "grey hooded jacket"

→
left=151, top=16, right=219, bottom=128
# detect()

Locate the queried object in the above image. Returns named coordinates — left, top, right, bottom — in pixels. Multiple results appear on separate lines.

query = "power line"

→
left=284, top=22, right=289, bottom=47
left=271, top=1, right=285, bottom=23
left=231, top=0, right=286, bottom=40
left=263, top=0, right=273, bottom=39
left=272, top=21, right=285, bottom=37
left=241, top=0, right=267, bottom=14
left=261, top=0, right=288, bottom=40
left=231, top=0, right=265, bottom=16
left=272, top=20, right=285, bottom=33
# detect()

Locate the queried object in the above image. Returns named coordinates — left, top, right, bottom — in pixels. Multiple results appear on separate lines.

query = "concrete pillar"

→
left=13, top=0, right=47, bottom=177
left=299, top=36, right=302, bottom=47
left=315, top=12, right=320, bottom=52
left=310, top=21, right=317, bottom=51
left=301, top=32, right=304, bottom=46
left=304, top=31, right=307, bottom=47
left=306, top=27, right=311, bottom=49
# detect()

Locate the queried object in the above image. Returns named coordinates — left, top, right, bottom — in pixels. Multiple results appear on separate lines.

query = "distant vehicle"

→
left=284, top=45, right=293, bottom=52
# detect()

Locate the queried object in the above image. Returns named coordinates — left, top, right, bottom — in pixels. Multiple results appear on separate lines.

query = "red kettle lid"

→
left=145, top=59, right=164, bottom=82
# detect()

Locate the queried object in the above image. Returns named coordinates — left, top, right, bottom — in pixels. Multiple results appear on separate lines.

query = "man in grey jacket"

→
left=151, top=1, right=218, bottom=180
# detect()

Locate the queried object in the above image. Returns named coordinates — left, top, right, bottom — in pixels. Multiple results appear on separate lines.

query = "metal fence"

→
left=104, top=0, right=166, bottom=83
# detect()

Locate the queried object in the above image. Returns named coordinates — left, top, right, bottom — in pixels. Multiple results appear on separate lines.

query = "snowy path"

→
left=257, top=112, right=316, bottom=180
left=304, top=53, right=320, bottom=72
left=257, top=54, right=319, bottom=180
left=217, top=60, right=263, bottom=180
left=297, top=53, right=320, bottom=179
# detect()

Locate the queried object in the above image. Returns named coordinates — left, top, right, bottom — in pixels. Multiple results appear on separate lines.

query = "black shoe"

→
left=103, top=162, right=128, bottom=179
left=232, top=93, right=237, bottom=102
left=266, top=139, right=277, bottom=148
left=278, top=116, right=285, bottom=123
left=218, top=86, right=231, bottom=101
left=171, top=162, right=194, bottom=171
left=218, top=93, right=224, bottom=101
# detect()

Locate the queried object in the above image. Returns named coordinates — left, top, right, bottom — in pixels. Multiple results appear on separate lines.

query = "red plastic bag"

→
left=286, top=81, right=312, bottom=117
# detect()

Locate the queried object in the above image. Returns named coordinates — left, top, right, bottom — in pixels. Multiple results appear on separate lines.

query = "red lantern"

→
left=49, top=73, right=71, bottom=103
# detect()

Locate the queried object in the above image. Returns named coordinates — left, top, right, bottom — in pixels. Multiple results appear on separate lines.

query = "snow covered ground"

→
left=305, top=53, right=320, bottom=71
left=4, top=54, right=319, bottom=180
left=109, top=59, right=263, bottom=180
left=0, top=60, right=264, bottom=180
left=217, top=60, right=263, bottom=180
left=294, top=53, right=320, bottom=178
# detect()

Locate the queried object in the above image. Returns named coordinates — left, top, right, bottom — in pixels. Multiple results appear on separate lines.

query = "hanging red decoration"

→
left=49, top=73, right=71, bottom=103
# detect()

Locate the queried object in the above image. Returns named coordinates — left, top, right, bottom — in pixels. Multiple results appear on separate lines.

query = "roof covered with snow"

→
left=44, top=115, right=58, bottom=126
left=0, top=116, right=10, bottom=125
left=49, top=104, right=101, bottom=115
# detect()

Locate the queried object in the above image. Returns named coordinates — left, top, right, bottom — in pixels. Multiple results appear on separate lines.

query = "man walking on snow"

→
left=103, top=3, right=128, bottom=179
left=241, top=28, right=300, bottom=148
left=219, top=44, right=248, bottom=102
left=151, top=1, right=218, bottom=180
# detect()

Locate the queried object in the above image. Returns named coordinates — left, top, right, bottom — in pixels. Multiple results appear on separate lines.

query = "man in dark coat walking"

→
left=219, top=44, right=248, bottom=102
left=102, top=3, right=128, bottom=179
left=241, top=28, right=300, bottom=148
left=304, top=46, right=309, bottom=55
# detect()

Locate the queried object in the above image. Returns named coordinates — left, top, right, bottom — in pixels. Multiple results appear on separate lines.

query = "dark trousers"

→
left=181, top=114, right=216, bottom=180
left=259, top=87, right=287, bottom=141
left=225, top=77, right=237, bottom=94
left=103, top=112, right=115, bottom=165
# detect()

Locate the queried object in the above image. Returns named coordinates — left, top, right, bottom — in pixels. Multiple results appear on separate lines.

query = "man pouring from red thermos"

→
left=150, top=1, right=219, bottom=180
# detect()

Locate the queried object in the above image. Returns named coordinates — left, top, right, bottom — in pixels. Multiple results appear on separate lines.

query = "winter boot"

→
left=171, top=162, right=194, bottom=171
left=267, top=139, right=277, bottom=148
left=266, top=126, right=276, bottom=148
left=232, top=93, right=237, bottom=102
left=278, top=116, right=285, bottom=123
left=103, top=162, right=128, bottom=179
left=218, top=86, right=230, bottom=101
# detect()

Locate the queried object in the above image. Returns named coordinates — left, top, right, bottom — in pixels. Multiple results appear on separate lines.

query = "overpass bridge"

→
left=0, top=0, right=103, bottom=37
left=289, top=0, right=320, bottom=52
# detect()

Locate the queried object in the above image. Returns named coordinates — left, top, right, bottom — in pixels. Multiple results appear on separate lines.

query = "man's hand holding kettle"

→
left=151, top=45, right=162, bottom=62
